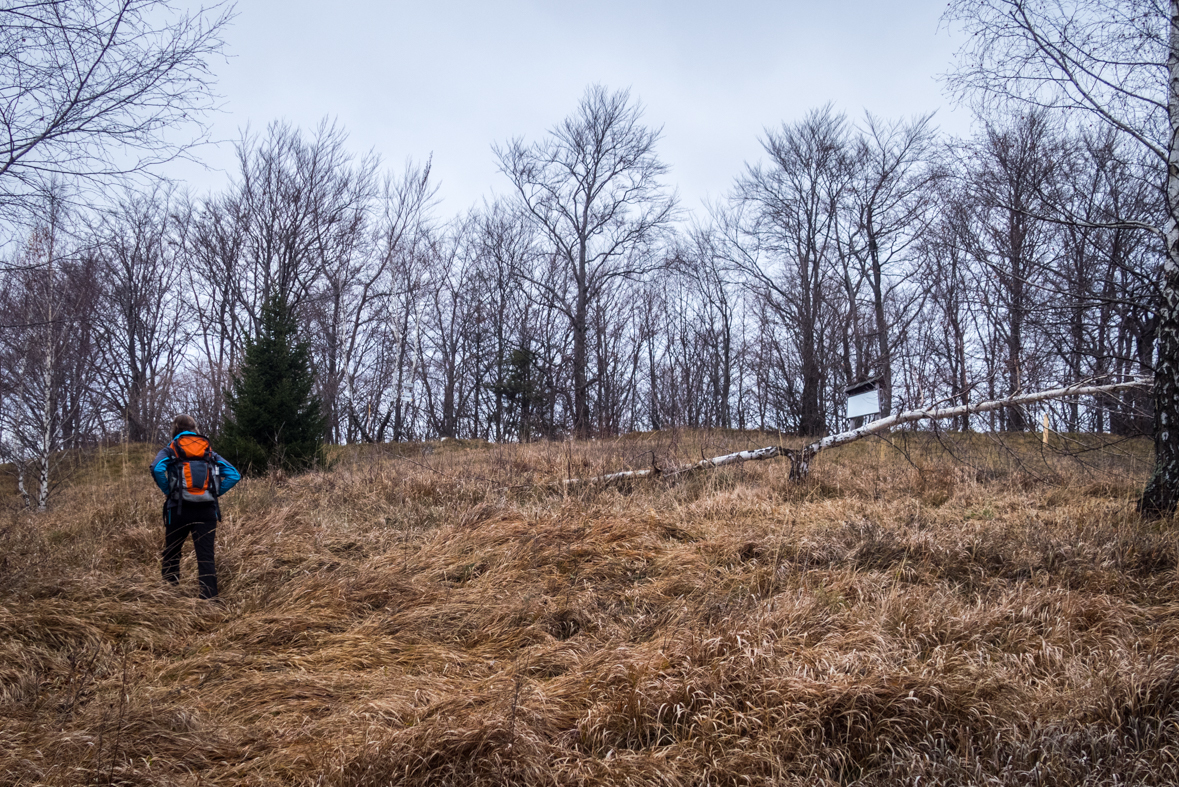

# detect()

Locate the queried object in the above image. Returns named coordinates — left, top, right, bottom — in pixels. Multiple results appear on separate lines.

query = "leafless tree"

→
left=302, top=153, right=382, bottom=442
left=656, top=229, right=742, bottom=429
left=496, top=85, right=677, bottom=438
left=1043, top=131, right=1160, bottom=432
left=918, top=178, right=981, bottom=430
left=341, top=184, right=437, bottom=444
left=844, top=113, right=941, bottom=417
left=173, top=188, right=246, bottom=432
left=0, top=202, right=102, bottom=508
left=327, top=159, right=435, bottom=443
left=723, top=105, right=851, bottom=436
left=589, top=277, right=644, bottom=435
left=943, top=0, right=1177, bottom=513
left=0, top=0, right=232, bottom=222
left=419, top=218, right=482, bottom=439
left=89, top=186, right=187, bottom=442
left=959, top=112, right=1065, bottom=430
left=232, top=120, right=370, bottom=324
left=470, top=200, right=539, bottom=441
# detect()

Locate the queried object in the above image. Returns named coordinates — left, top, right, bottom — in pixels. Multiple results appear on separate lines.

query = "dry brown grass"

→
left=2, top=430, right=1177, bottom=786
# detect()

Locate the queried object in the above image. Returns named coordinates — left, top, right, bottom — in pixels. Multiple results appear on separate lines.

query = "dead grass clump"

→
left=336, top=709, right=559, bottom=787
left=4, top=431, right=1178, bottom=785
left=915, top=467, right=956, bottom=507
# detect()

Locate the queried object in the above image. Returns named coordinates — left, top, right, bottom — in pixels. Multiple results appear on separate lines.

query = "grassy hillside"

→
left=2, top=431, right=1177, bottom=786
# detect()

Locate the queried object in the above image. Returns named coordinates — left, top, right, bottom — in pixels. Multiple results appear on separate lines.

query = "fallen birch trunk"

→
left=565, top=379, right=1151, bottom=486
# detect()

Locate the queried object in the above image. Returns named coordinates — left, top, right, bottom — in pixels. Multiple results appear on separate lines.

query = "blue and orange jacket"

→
left=152, top=431, right=241, bottom=507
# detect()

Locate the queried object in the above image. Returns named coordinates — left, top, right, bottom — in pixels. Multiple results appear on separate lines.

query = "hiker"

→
left=151, top=415, right=241, bottom=600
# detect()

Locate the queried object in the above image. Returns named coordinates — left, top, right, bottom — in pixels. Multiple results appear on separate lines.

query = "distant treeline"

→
left=0, top=88, right=1158, bottom=466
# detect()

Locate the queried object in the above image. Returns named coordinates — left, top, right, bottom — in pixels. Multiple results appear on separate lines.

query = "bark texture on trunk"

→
left=1139, top=1, right=1179, bottom=518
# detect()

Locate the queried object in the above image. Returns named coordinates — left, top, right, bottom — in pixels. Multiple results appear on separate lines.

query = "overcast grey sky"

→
left=173, top=0, right=971, bottom=216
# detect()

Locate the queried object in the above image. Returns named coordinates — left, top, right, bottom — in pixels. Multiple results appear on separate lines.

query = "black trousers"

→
left=161, top=502, right=219, bottom=599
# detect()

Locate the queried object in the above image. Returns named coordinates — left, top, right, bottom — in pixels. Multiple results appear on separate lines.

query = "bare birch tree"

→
left=943, top=0, right=1179, bottom=514
left=0, top=203, right=102, bottom=508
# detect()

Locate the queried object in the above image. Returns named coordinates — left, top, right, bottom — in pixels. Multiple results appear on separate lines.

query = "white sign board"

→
left=846, top=389, right=881, bottom=420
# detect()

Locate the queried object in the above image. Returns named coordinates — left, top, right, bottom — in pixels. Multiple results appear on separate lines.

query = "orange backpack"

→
left=165, top=433, right=221, bottom=507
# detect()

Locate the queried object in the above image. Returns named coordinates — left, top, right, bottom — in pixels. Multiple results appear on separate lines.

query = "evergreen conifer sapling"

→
left=221, top=293, right=325, bottom=475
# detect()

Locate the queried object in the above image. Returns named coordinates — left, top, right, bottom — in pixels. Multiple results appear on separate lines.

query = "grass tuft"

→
left=1, top=430, right=1175, bottom=785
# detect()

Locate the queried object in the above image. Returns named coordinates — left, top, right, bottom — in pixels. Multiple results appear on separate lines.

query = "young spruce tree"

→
left=221, top=293, right=326, bottom=475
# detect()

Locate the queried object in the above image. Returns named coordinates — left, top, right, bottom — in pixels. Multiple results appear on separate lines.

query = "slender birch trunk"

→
left=36, top=218, right=56, bottom=510
left=37, top=336, right=52, bottom=510
left=1139, top=1, right=1179, bottom=517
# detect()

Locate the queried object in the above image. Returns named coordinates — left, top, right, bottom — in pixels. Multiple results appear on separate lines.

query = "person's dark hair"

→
left=172, top=414, right=198, bottom=437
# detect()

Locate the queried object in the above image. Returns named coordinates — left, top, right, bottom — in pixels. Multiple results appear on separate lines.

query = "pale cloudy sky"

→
left=173, top=0, right=971, bottom=216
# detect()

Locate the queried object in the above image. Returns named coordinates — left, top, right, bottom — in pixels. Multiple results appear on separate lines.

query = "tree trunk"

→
left=869, top=231, right=893, bottom=418
left=1139, top=2, right=1179, bottom=517
left=1139, top=264, right=1179, bottom=516
left=720, top=318, right=733, bottom=429
left=573, top=244, right=590, bottom=438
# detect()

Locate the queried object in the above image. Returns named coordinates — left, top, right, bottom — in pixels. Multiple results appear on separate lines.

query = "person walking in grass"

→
left=151, top=415, right=241, bottom=600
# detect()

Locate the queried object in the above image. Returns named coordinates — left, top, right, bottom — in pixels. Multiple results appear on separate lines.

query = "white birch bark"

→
left=565, top=380, right=1151, bottom=487
left=36, top=220, right=57, bottom=510
left=1140, top=1, right=1179, bottom=516
left=37, top=340, right=52, bottom=510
